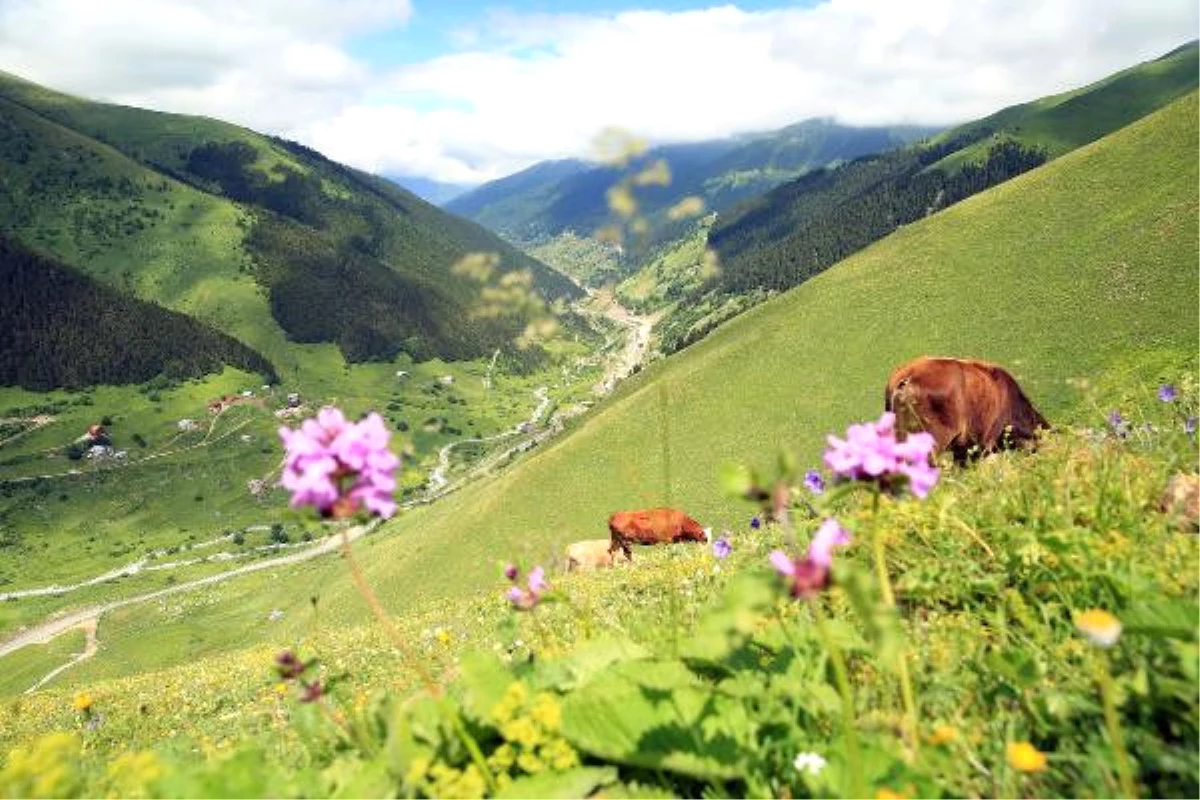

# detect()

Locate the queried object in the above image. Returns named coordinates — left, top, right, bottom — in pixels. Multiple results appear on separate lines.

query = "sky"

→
left=0, top=1, right=1195, bottom=186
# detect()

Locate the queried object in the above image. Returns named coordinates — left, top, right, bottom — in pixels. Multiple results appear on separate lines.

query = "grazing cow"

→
left=566, top=539, right=632, bottom=572
left=607, top=507, right=709, bottom=560
left=885, top=356, right=1048, bottom=463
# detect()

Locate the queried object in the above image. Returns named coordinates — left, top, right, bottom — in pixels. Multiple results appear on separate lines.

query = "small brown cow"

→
left=566, top=539, right=632, bottom=571
left=607, top=507, right=709, bottom=560
left=885, top=356, right=1048, bottom=463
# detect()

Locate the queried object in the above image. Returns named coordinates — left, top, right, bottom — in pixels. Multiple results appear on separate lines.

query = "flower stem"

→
left=340, top=526, right=440, bottom=696
left=812, top=603, right=866, bottom=800
left=1098, top=657, right=1137, bottom=798
left=869, top=488, right=920, bottom=757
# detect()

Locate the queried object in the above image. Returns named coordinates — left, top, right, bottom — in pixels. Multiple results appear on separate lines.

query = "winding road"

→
left=0, top=291, right=658, bottom=691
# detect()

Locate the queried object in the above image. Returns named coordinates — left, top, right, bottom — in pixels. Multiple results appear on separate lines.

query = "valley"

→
left=0, top=34, right=1196, bottom=800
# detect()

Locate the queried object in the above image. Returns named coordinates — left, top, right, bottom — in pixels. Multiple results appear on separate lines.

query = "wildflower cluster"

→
left=504, top=563, right=548, bottom=610
left=824, top=411, right=939, bottom=498
left=488, top=682, right=579, bottom=778
left=278, top=406, right=399, bottom=519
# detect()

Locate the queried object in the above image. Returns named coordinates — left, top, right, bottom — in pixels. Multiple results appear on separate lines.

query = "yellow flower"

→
left=435, top=628, right=451, bottom=646
left=926, top=724, right=959, bottom=746
left=1007, top=741, right=1048, bottom=773
left=1075, top=609, right=1122, bottom=648
left=273, top=683, right=289, bottom=697
left=530, top=693, right=562, bottom=732
left=72, top=692, right=94, bottom=712
left=876, top=785, right=914, bottom=799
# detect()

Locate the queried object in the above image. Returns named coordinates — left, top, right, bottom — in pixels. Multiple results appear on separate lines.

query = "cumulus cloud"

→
left=0, top=1, right=1194, bottom=183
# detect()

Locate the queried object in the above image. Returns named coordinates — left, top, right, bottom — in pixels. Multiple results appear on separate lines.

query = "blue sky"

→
left=0, top=1, right=1195, bottom=184
left=348, top=1, right=815, bottom=68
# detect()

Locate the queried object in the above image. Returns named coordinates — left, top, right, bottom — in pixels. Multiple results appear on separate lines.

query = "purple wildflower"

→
left=750, top=516, right=762, bottom=530
left=1107, top=410, right=1128, bottom=438
left=503, top=563, right=519, bottom=581
left=274, top=650, right=307, bottom=680
left=279, top=407, right=400, bottom=519
left=506, top=564, right=548, bottom=610
left=712, top=535, right=732, bottom=559
left=1158, top=384, right=1178, bottom=403
left=803, top=470, right=825, bottom=495
left=823, top=412, right=939, bottom=498
left=808, top=519, right=851, bottom=568
left=769, top=520, right=852, bottom=599
left=1186, top=416, right=1197, bottom=436
left=769, top=549, right=830, bottom=600
left=299, top=681, right=325, bottom=704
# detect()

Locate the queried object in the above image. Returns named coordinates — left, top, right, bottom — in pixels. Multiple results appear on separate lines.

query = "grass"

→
left=0, top=629, right=86, bottom=697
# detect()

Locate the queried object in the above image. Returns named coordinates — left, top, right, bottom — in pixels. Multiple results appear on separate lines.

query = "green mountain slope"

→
left=345, top=89, right=1199, bottom=616
left=446, top=121, right=938, bottom=252
left=708, top=41, right=1198, bottom=298
left=0, top=71, right=579, bottom=380
left=0, top=236, right=275, bottom=390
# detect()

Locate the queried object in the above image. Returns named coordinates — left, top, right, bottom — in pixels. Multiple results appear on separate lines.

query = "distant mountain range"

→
left=386, top=174, right=475, bottom=206
left=446, top=120, right=942, bottom=248
left=0, top=70, right=580, bottom=389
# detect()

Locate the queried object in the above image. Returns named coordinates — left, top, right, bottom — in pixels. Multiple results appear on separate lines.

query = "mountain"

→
left=0, top=235, right=275, bottom=390
left=446, top=121, right=939, bottom=250
left=351, top=89, right=1199, bottom=617
left=385, top=174, right=475, bottom=205
left=706, top=40, right=1199, bottom=298
left=0, top=70, right=580, bottom=384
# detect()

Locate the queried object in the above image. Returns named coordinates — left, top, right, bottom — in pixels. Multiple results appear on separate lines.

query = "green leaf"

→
left=455, top=651, right=516, bottom=726
left=561, top=660, right=755, bottom=781
left=535, top=635, right=650, bottom=691
left=1121, top=600, right=1199, bottom=641
left=494, top=766, right=618, bottom=799
left=680, top=571, right=775, bottom=665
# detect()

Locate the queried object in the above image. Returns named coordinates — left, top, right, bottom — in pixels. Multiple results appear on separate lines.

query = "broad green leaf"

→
left=535, top=635, right=649, bottom=691
left=1121, top=600, right=1199, bottom=641
left=561, top=661, right=755, bottom=781
left=454, top=651, right=516, bottom=726
left=718, top=462, right=755, bottom=497
left=495, top=766, right=618, bottom=799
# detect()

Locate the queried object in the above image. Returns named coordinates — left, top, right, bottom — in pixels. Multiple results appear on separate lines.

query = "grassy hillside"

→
left=0, top=236, right=274, bottom=389
left=0, top=70, right=579, bottom=376
left=706, top=41, right=1197, bottom=302
left=14, top=89, right=1195, bottom=689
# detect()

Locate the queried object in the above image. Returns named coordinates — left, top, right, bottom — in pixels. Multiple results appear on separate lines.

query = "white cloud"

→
left=0, top=1, right=1195, bottom=184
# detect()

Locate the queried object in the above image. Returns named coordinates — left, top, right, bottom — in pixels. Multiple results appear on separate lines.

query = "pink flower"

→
left=808, top=519, right=851, bottom=568
left=823, top=412, right=939, bottom=498
left=279, top=407, right=400, bottom=519
left=769, top=519, right=853, bottom=599
left=505, top=563, right=549, bottom=610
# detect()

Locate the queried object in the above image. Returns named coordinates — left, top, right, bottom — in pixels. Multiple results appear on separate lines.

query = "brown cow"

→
left=566, top=539, right=632, bottom=571
left=885, top=357, right=1048, bottom=463
left=607, top=507, right=709, bottom=560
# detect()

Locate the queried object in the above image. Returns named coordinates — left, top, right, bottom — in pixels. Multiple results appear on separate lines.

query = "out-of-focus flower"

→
left=274, top=650, right=307, bottom=680
left=803, top=469, right=825, bottom=495
left=823, top=412, right=939, bottom=498
left=1075, top=609, right=1122, bottom=648
left=927, top=724, right=959, bottom=746
left=1186, top=416, right=1197, bottom=436
left=279, top=407, right=400, bottom=519
left=299, top=681, right=325, bottom=704
left=793, top=751, right=826, bottom=776
left=1107, top=410, right=1128, bottom=438
left=1006, top=741, right=1048, bottom=773
left=1158, top=384, right=1178, bottom=403
left=712, top=535, right=732, bottom=559
left=750, top=515, right=762, bottom=530
left=808, top=518, right=851, bottom=568
left=72, top=692, right=93, bottom=713
left=506, top=564, right=548, bottom=610
left=769, top=549, right=830, bottom=599
left=503, top=563, right=519, bottom=581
